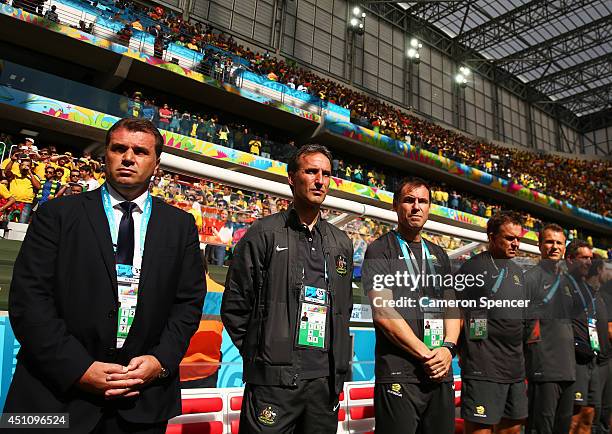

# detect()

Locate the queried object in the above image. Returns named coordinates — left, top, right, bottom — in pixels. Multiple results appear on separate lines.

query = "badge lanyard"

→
left=101, top=185, right=152, bottom=348
left=101, top=184, right=152, bottom=258
left=488, top=254, right=507, bottom=296
left=296, top=250, right=330, bottom=350
left=542, top=273, right=562, bottom=304
left=567, top=274, right=600, bottom=351
left=567, top=274, right=596, bottom=315
left=395, top=232, right=430, bottom=278
left=395, top=233, right=443, bottom=348
left=469, top=255, right=506, bottom=341
left=528, top=272, right=562, bottom=344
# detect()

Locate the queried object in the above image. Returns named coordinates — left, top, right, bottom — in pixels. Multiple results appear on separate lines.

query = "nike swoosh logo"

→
left=333, top=402, right=341, bottom=412
left=276, top=246, right=288, bottom=252
left=398, top=255, right=407, bottom=259
left=543, top=284, right=552, bottom=290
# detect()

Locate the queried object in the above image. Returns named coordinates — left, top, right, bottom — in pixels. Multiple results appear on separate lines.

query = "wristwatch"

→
left=158, top=366, right=170, bottom=379
left=441, top=341, right=457, bottom=358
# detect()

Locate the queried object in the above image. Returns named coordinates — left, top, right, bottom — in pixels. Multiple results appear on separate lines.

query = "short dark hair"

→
left=105, top=118, right=164, bottom=157
left=80, top=165, right=92, bottom=173
left=486, top=211, right=524, bottom=237
left=538, top=223, right=566, bottom=243
left=393, top=177, right=431, bottom=206
left=565, top=239, right=592, bottom=259
left=287, top=144, right=333, bottom=175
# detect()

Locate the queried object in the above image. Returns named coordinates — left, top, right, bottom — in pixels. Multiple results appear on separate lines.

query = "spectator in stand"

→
left=35, top=165, right=66, bottom=206
left=211, top=208, right=232, bottom=266
left=0, top=179, right=16, bottom=220
left=141, top=99, right=156, bottom=122
left=204, top=117, right=217, bottom=143
left=79, top=165, right=100, bottom=191
left=44, top=5, right=60, bottom=23
left=117, top=24, right=133, bottom=46
left=217, top=124, right=230, bottom=148
left=158, top=103, right=173, bottom=129
left=248, top=135, right=261, bottom=156
left=179, top=111, right=192, bottom=136
left=4, top=156, right=41, bottom=223
left=168, top=110, right=180, bottom=133
left=128, top=93, right=142, bottom=117
left=131, top=17, right=144, bottom=31
left=53, top=154, right=72, bottom=183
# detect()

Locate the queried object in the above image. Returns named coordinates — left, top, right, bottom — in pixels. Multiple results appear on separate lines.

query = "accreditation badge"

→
left=469, top=310, right=488, bottom=341
left=423, top=312, right=444, bottom=349
left=588, top=317, right=600, bottom=351
left=296, top=285, right=329, bottom=350
left=116, top=264, right=140, bottom=349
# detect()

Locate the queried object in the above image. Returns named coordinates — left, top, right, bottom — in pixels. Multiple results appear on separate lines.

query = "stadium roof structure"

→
left=362, top=0, right=612, bottom=132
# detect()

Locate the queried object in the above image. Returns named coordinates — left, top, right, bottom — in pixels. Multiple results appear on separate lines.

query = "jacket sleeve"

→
left=149, top=213, right=207, bottom=376
left=221, top=222, right=266, bottom=354
left=9, top=201, right=95, bottom=393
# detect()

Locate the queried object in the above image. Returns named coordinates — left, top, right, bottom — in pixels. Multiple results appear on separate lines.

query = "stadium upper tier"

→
left=0, top=1, right=610, bottom=236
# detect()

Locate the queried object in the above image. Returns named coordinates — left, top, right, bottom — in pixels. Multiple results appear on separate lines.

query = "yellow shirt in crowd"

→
left=9, top=176, right=37, bottom=203
left=1, top=159, right=21, bottom=176
left=0, top=183, right=12, bottom=200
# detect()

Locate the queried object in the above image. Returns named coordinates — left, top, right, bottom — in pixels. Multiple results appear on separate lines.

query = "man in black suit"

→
left=3, top=118, right=207, bottom=433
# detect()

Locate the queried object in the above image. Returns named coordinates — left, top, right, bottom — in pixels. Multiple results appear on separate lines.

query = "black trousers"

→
left=91, top=411, right=167, bottom=434
left=374, top=381, right=455, bottom=434
left=526, top=381, right=575, bottom=434
left=239, top=377, right=339, bottom=434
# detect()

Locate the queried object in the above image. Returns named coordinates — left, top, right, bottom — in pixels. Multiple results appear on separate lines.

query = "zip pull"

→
left=292, top=374, right=299, bottom=386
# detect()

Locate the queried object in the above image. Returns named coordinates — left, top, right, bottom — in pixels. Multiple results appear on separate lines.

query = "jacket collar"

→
left=285, top=206, right=324, bottom=235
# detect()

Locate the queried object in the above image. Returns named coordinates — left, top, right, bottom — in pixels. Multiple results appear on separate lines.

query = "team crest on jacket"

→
left=258, top=406, right=278, bottom=425
left=387, top=383, right=403, bottom=397
left=335, top=255, right=348, bottom=275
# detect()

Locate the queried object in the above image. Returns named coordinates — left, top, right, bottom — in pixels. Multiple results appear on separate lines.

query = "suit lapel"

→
left=83, top=189, right=118, bottom=303
left=138, top=197, right=163, bottom=296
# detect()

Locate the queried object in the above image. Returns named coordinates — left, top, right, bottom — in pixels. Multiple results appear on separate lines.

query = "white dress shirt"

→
left=105, top=183, right=149, bottom=269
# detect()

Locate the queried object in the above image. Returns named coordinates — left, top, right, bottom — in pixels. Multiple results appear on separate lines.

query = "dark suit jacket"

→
left=3, top=188, right=207, bottom=433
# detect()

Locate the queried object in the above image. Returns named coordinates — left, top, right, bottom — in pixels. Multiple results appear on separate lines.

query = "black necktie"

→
left=116, top=201, right=137, bottom=265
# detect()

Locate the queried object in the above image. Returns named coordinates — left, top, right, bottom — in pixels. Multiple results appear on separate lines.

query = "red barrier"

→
left=181, top=397, right=223, bottom=414
left=349, top=386, right=374, bottom=400
left=350, top=405, right=375, bottom=420
left=230, top=396, right=243, bottom=411
left=166, top=421, right=224, bottom=434
left=231, top=419, right=240, bottom=434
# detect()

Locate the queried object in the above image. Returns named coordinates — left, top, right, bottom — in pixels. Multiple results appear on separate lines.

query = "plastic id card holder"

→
left=423, top=312, right=444, bottom=349
left=296, top=285, right=329, bottom=350
left=588, top=317, right=600, bottom=351
left=116, top=264, right=140, bottom=349
left=469, top=310, right=488, bottom=340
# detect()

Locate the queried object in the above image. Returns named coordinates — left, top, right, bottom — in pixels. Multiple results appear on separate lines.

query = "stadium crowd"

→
left=71, top=0, right=609, bottom=217
left=1, top=130, right=478, bottom=264
left=11, top=0, right=609, bottom=216
left=117, top=89, right=545, bottom=228
left=1, top=128, right=603, bottom=263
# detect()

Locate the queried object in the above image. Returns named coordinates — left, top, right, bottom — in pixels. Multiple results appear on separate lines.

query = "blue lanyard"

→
left=488, top=254, right=507, bottom=295
left=395, top=232, right=432, bottom=277
left=542, top=273, right=562, bottom=304
left=567, top=274, right=596, bottom=315
left=101, top=184, right=152, bottom=259
left=490, top=268, right=506, bottom=295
